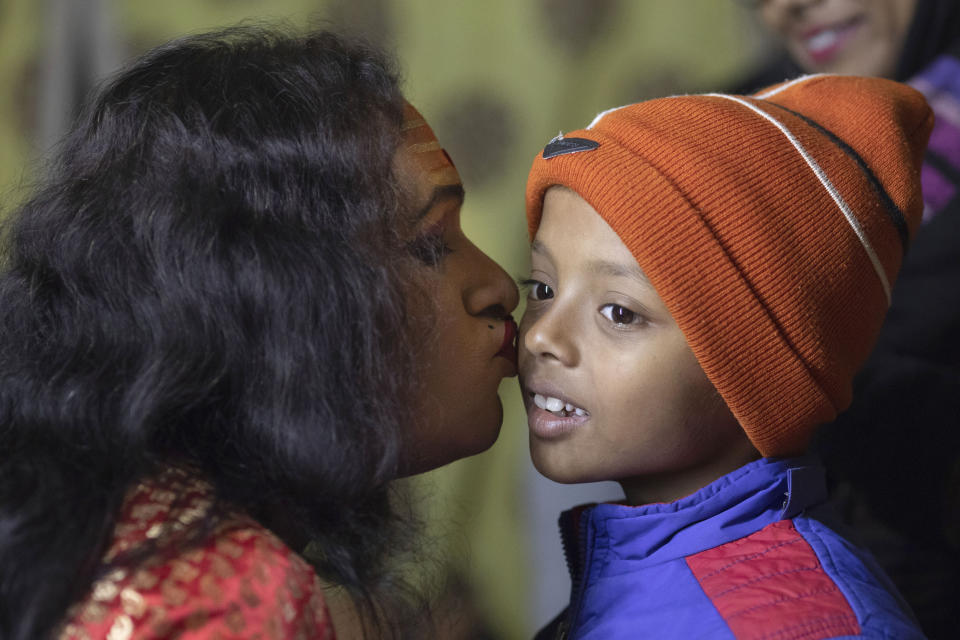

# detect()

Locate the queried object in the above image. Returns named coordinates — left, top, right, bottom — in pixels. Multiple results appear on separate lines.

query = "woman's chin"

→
left=400, top=415, right=503, bottom=476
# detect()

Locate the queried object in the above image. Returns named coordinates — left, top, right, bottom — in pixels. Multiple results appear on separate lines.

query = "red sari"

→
left=58, top=467, right=335, bottom=639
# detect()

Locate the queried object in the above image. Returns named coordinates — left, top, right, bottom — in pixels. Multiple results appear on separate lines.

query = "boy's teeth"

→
left=545, top=397, right=564, bottom=412
left=532, top=393, right=588, bottom=417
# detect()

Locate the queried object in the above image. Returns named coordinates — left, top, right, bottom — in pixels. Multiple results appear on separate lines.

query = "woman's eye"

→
left=408, top=234, right=452, bottom=266
left=519, top=279, right=554, bottom=301
left=600, top=304, right=641, bottom=326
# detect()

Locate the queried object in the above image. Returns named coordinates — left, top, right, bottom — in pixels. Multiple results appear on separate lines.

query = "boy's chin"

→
left=530, top=449, right=605, bottom=485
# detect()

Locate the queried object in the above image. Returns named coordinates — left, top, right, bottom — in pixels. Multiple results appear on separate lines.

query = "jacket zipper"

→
left=557, top=512, right=593, bottom=639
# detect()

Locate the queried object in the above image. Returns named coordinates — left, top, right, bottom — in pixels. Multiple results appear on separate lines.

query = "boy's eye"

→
left=519, top=279, right=554, bottom=301
left=599, top=304, right=641, bottom=326
left=408, top=233, right=452, bottom=266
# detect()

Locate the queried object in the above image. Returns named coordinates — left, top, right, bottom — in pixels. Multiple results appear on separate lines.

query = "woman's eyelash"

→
left=408, top=233, right=452, bottom=266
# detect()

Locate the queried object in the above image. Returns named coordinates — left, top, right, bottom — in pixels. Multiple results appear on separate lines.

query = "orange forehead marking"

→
left=402, top=102, right=461, bottom=187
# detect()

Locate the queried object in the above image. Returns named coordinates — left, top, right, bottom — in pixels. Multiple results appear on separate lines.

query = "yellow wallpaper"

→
left=0, top=1, right=42, bottom=207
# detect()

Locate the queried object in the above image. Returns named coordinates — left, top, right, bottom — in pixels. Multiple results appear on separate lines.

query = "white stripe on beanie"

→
left=586, top=104, right=631, bottom=130
left=706, top=92, right=892, bottom=305
left=754, top=74, right=828, bottom=99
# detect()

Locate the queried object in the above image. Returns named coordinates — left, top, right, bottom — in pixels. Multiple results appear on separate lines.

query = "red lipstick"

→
left=496, top=316, right=518, bottom=368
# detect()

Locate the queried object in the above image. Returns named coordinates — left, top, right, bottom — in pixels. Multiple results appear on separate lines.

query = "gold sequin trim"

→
left=105, top=615, right=132, bottom=640
left=92, top=580, right=119, bottom=602
left=119, top=587, right=146, bottom=618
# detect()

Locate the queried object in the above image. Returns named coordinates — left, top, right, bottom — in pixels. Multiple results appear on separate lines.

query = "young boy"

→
left=519, top=74, right=932, bottom=639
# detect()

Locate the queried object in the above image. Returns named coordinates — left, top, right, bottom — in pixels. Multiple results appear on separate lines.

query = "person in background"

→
left=0, top=26, right=519, bottom=639
left=741, top=1, right=960, bottom=636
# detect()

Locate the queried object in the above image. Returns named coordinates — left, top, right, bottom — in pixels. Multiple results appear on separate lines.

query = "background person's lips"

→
left=797, top=15, right=864, bottom=65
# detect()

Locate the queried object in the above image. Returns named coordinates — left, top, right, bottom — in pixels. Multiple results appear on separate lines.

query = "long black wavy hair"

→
left=0, top=26, right=424, bottom=639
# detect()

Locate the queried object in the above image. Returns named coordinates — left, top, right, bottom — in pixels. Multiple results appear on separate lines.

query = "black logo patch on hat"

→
left=542, top=136, right=599, bottom=159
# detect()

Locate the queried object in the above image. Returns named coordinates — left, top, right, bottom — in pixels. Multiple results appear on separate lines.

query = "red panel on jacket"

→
left=686, top=520, right=860, bottom=640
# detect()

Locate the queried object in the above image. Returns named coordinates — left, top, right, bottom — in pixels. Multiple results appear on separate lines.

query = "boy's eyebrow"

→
left=416, top=184, right=465, bottom=220
left=586, top=259, right=652, bottom=286
left=531, top=239, right=550, bottom=256
left=531, top=240, right=652, bottom=286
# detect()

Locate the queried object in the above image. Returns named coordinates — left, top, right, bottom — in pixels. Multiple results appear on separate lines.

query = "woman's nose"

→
left=463, top=245, right=520, bottom=319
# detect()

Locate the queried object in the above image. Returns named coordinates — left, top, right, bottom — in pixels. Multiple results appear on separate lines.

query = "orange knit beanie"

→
left=526, top=74, right=933, bottom=457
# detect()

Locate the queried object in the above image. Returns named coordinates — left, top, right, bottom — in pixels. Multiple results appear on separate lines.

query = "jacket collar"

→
left=559, top=456, right=827, bottom=572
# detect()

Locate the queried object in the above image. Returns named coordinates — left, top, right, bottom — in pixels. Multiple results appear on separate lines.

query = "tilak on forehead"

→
left=401, top=102, right=461, bottom=187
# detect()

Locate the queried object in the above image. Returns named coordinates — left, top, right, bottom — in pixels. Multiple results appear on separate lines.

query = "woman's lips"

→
left=495, top=316, right=518, bottom=370
left=798, top=16, right=863, bottom=65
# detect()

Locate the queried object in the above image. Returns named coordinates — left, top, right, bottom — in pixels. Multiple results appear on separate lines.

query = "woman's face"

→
left=397, top=105, right=520, bottom=474
left=758, top=0, right=918, bottom=77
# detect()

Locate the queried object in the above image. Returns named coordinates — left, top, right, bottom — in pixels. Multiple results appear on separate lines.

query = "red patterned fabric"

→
left=58, top=467, right=335, bottom=640
left=686, top=520, right=860, bottom=640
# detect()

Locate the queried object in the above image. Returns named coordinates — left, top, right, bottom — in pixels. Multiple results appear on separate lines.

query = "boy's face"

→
left=518, top=187, right=757, bottom=504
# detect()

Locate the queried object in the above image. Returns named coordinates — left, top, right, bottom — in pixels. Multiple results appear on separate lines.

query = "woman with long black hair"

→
left=0, top=26, right=519, bottom=639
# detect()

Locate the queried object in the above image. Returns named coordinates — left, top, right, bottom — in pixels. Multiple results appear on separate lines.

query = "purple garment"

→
left=911, top=53, right=960, bottom=222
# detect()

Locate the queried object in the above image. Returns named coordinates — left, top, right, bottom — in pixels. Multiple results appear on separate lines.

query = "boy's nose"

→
left=463, top=245, right=519, bottom=319
left=520, top=305, right=578, bottom=367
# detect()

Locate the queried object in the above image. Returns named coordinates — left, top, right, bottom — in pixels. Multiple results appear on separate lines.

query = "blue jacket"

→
left=540, top=457, right=926, bottom=639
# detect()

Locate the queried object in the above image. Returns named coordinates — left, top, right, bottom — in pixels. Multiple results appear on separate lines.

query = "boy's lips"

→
left=521, top=380, right=590, bottom=440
